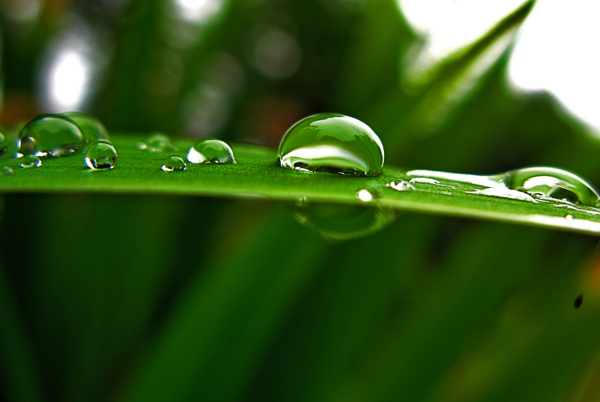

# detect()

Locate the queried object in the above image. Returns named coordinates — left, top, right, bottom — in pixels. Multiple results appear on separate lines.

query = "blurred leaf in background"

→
left=2, top=0, right=600, bottom=401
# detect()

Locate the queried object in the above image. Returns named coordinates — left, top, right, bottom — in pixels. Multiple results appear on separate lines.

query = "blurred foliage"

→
left=1, top=0, right=600, bottom=401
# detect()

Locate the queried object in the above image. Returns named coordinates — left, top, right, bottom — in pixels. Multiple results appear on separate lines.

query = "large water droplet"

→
left=20, top=155, right=42, bottom=168
left=500, top=167, right=599, bottom=207
left=18, top=114, right=85, bottom=158
left=187, top=138, right=236, bottom=164
left=85, top=140, right=118, bottom=170
left=63, top=112, right=110, bottom=143
left=277, top=113, right=384, bottom=176
left=161, top=156, right=187, bottom=171
left=138, top=133, right=177, bottom=152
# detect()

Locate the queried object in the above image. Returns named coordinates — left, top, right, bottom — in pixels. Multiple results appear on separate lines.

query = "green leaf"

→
left=1, top=134, right=600, bottom=236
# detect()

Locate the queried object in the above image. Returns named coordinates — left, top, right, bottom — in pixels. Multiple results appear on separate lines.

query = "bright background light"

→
left=508, top=0, right=600, bottom=133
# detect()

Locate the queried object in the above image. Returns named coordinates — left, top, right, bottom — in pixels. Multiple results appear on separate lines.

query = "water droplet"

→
left=357, top=189, right=375, bottom=202
left=500, top=167, right=599, bottom=207
left=18, top=114, right=85, bottom=158
left=277, top=113, right=384, bottom=176
left=1, top=166, right=14, bottom=176
left=139, top=133, right=177, bottom=152
left=293, top=201, right=395, bottom=240
left=187, top=138, right=236, bottom=164
left=85, top=140, right=118, bottom=170
left=295, top=196, right=308, bottom=207
left=565, top=214, right=574, bottom=221
left=574, top=294, right=583, bottom=309
left=387, top=180, right=416, bottom=192
left=161, top=156, right=187, bottom=171
left=63, top=112, right=110, bottom=143
left=20, top=155, right=42, bottom=168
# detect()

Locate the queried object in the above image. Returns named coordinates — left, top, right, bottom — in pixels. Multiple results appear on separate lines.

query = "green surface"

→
left=1, top=134, right=600, bottom=236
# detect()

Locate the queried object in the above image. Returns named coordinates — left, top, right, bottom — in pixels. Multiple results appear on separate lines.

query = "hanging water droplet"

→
left=500, top=167, right=599, bottom=207
left=574, top=294, right=583, bottom=309
left=293, top=200, right=395, bottom=241
left=295, top=196, right=308, bottom=207
left=139, top=132, right=177, bottom=152
left=187, top=138, right=236, bottom=164
left=161, top=156, right=187, bottom=171
left=277, top=113, right=384, bottom=176
left=0, top=166, right=14, bottom=176
left=20, top=155, right=42, bottom=168
left=63, top=112, right=110, bottom=143
left=18, top=114, right=85, bottom=158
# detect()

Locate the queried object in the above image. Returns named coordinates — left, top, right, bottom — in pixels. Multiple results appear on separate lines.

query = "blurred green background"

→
left=2, top=0, right=600, bottom=401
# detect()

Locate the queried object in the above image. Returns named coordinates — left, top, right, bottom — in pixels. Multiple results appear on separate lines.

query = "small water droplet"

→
left=139, top=132, right=177, bottom=152
left=565, top=214, right=574, bottom=221
left=18, top=114, right=85, bottom=158
left=161, top=156, right=187, bottom=171
left=357, top=189, right=374, bottom=202
left=500, top=167, right=599, bottom=207
left=85, top=141, right=118, bottom=170
left=0, top=166, right=14, bottom=175
left=277, top=113, right=384, bottom=176
left=187, top=138, right=236, bottom=164
left=20, top=155, right=42, bottom=168
left=387, top=180, right=416, bottom=192
left=63, top=112, right=110, bottom=143
left=574, top=294, right=583, bottom=309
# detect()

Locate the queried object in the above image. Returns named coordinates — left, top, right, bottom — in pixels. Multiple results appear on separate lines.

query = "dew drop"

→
left=139, top=132, right=177, bottom=152
left=277, top=113, right=384, bottom=176
left=20, top=155, right=42, bottom=168
left=387, top=180, right=416, bottom=192
left=574, top=293, right=583, bottom=309
left=500, top=167, right=599, bottom=207
left=63, top=112, right=110, bottom=143
left=0, top=166, right=14, bottom=176
left=84, top=140, right=118, bottom=170
left=565, top=214, right=574, bottom=222
left=161, top=156, right=187, bottom=172
left=18, top=114, right=85, bottom=158
left=187, top=138, right=236, bottom=164
left=357, top=189, right=375, bottom=202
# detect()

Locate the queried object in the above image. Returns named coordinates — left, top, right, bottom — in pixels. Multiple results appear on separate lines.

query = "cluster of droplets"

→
left=1, top=113, right=119, bottom=171
left=3, top=111, right=597, bottom=307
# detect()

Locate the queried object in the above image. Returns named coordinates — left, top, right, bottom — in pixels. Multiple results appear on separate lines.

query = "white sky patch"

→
left=508, top=0, right=600, bottom=133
